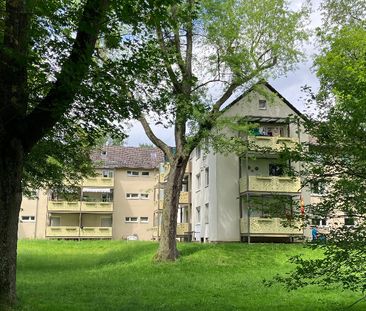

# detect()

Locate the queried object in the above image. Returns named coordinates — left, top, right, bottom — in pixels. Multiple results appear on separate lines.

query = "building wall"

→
left=191, top=84, right=311, bottom=242
left=112, top=168, right=157, bottom=240
left=18, top=190, right=48, bottom=239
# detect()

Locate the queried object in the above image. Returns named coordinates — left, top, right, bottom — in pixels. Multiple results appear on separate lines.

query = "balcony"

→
left=80, top=227, right=112, bottom=237
left=83, top=176, right=114, bottom=187
left=80, top=202, right=113, bottom=212
left=154, top=200, right=164, bottom=210
left=248, top=136, right=299, bottom=151
left=48, top=201, right=80, bottom=211
left=177, top=223, right=191, bottom=235
left=179, top=192, right=191, bottom=204
left=239, top=176, right=300, bottom=193
left=151, top=223, right=191, bottom=237
left=46, top=226, right=80, bottom=237
left=46, top=226, right=112, bottom=238
left=240, top=217, right=302, bottom=236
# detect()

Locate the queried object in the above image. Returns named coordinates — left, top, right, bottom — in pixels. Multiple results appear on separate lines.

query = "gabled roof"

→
left=222, top=82, right=304, bottom=118
left=91, top=146, right=164, bottom=169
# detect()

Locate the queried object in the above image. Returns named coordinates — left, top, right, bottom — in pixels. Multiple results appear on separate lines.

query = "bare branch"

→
left=139, top=116, right=173, bottom=161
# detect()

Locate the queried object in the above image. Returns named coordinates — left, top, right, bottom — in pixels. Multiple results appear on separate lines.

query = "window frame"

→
left=126, top=193, right=140, bottom=200
left=125, top=217, right=139, bottom=223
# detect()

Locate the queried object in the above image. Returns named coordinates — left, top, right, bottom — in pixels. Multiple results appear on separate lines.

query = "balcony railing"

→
left=83, top=176, right=114, bottom=187
left=81, top=202, right=113, bottom=212
left=48, top=201, right=113, bottom=212
left=48, top=201, right=80, bottom=211
left=177, top=223, right=191, bottom=235
left=80, top=227, right=112, bottom=237
left=248, top=136, right=299, bottom=151
left=154, top=192, right=191, bottom=209
left=240, top=217, right=302, bottom=236
left=179, top=192, right=191, bottom=204
left=239, top=176, right=300, bottom=193
left=151, top=223, right=191, bottom=237
left=46, top=226, right=112, bottom=237
left=46, top=226, right=80, bottom=237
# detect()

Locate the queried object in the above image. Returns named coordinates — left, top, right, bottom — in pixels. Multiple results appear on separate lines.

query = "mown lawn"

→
left=15, top=241, right=364, bottom=311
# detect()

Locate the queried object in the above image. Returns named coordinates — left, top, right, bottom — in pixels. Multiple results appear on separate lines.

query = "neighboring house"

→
left=18, top=146, right=164, bottom=240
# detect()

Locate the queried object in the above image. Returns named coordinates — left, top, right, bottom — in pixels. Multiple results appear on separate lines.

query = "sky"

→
left=124, top=0, right=323, bottom=147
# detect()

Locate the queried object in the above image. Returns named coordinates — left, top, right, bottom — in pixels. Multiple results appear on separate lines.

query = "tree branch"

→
left=155, top=24, right=183, bottom=93
left=139, top=116, right=173, bottom=161
left=20, top=0, right=110, bottom=152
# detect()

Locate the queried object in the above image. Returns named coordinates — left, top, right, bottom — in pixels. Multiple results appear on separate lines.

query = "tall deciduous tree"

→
left=127, top=0, right=309, bottom=260
left=0, top=0, right=111, bottom=307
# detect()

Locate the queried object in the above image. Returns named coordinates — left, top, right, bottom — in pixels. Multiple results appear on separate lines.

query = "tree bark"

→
left=155, top=155, right=189, bottom=261
left=0, top=138, right=24, bottom=308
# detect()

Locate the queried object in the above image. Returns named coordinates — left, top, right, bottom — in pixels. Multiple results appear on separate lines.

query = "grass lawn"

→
left=15, top=240, right=364, bottom=311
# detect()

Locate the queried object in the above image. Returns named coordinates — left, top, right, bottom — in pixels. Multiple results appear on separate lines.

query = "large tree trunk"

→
left=156, top=155, right=189, bottom=261
left=0, top=137, right=24, bottom=308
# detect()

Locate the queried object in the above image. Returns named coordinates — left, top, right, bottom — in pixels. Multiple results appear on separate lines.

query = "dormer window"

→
left=259, top=100, right=267, bottom=110
left=101, top=150, right=107, bottom=157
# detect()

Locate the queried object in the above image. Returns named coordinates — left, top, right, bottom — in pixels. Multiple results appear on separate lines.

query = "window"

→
left=127, top=171, right=139, bottom=176
left=140, top=217, right=149, bottom=223
left=196, top=173, right=201, bottom=189
left=196, top=206, right=201, bottom=224
left=259, top=99, right=267, bottom=110
left=311, top=181, right=326, bottom=195
left=126, top=193, right=139, bottom=199
left=101, top=217, right=112, bottom=227
left=196, top=146, right=201, bottom=159
left=205, top=167, right=209, bottom=187
left=50, top=216, right=61, bottom=226
left=125, top=217, right=138, bottom=223
left=269, top=164, right=284, bottom=176
left=141, top=171, right=150, bottom=176
left=204, top=203, right=209, bottom=224
left=101, top=193, right=112, bottom=202
left=312, top=218, right=327, bottom=227
left=344, top=214, right=355, bottom=226
left=20, top=216, right=35, bottom=223
left=102, top=170, right=113, bottom=178
left=140, top=193, right=149, bottom=200
left=101, top=150, right=107, bottom=156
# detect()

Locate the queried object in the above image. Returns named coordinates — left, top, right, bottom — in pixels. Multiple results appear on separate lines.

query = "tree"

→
left=268, top=1, right=366, bottom=299
left=0, top=0, right=180, bottom=306
left=0, top=0, right=111, bottom=307
left=124, top=0, right=309, bottom=260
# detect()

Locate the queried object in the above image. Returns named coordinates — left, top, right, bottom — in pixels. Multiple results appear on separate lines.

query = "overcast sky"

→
left=125, top=0, right=323, bottom=147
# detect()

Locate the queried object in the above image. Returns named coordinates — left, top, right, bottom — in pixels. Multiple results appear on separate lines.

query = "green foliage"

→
left=15, top=241, right=365, bottom=310
left=271, top=4, right=366, bottom=296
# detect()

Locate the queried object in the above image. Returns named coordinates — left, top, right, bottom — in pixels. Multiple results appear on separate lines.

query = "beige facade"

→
left=18, top=147, right=164, bottom=241
left=113, top=167, right=157, bottom=240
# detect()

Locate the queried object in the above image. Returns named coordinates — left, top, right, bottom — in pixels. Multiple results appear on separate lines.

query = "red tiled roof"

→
left=91, top=146, right=164, bottom=169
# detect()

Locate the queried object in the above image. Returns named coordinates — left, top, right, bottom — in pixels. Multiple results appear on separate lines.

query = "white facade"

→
left=191, top=83, right=310, bottom=242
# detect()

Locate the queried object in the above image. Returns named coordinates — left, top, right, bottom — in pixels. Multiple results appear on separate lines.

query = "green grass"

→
left=15, top=241, right=365, bottom=311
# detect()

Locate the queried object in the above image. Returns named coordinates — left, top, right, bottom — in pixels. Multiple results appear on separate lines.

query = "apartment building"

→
left=18, top=146, right=164, bottom=240
left=190, top=83, right=310, bottom=242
